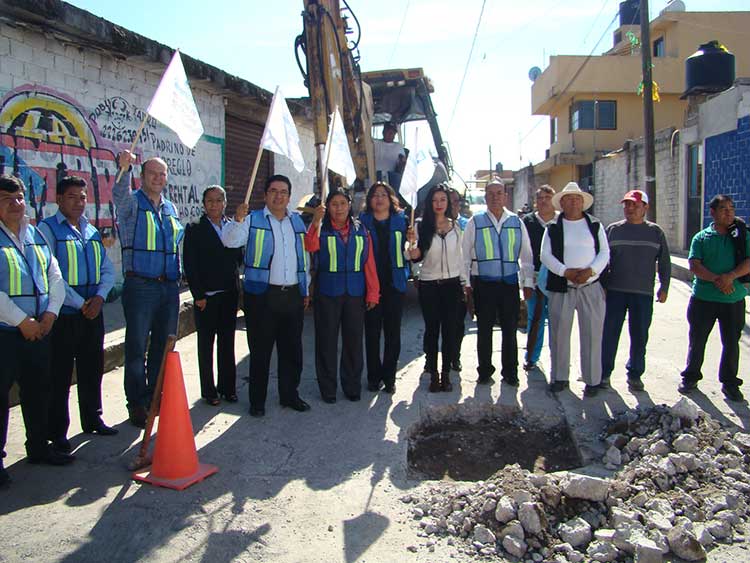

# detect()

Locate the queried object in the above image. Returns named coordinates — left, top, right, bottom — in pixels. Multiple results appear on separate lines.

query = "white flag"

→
left=400, top=127, right=435, bottom=207
left=147, top=50, right=204, bottom=148
left=323, top=108, right=356, bottom=185
left=260, top=87, right=305, bottom=173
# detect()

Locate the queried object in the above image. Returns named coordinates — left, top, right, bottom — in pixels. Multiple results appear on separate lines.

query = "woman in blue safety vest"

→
left=305, top=189, right=379, bottom=403
left=407, top=184, right=467, bottom=392
left=359, top=182, right=410, bottom=395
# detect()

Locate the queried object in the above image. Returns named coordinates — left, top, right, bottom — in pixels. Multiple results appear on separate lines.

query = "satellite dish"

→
left=528, top=66, right=542, bottom=82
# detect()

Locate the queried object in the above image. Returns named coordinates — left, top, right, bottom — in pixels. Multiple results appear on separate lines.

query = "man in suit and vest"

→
left=114, top=151, right=184, bottom=428
left=0, top=174, right=73, bottom=488
left=223, top=175, right=311, bottom=417
left=521, top=185, right=559, bottom=371
left=462, top=179, right=534, bottom=387
left=541, top=182, right=610, bottom=397
left=38, top=176, right=118, bottom=455
left=183, top=185, right=242, bottom=405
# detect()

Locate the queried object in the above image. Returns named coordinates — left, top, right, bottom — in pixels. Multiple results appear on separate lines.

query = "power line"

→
left=447, top=0, right=487, bottom=132
left=388, top=0, right=411, bottom=66
left=581, top=0, right=615, bottom=47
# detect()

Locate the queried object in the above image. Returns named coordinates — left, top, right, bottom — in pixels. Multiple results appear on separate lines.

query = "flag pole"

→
left=317, top=105, right=338, bottom=238
left=114, top=113, right=149, bottom=183
left=243, top=86, right=280, bottom=205
left=409, top=128, right=419, bottom=228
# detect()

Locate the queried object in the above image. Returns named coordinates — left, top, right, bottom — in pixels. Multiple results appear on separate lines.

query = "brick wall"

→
left=0, top=22, right=226, bottom=282
left=593, top=127, right=680, bottom=249
left=704, top=115, right=750, bottom=225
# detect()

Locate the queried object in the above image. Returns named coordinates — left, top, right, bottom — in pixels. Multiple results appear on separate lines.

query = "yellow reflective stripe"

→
left=299, top=233, right=307, bottom=270
left=394, top=231, right=404, bottom=268
left=65, top=240, right=79, bottom=286
left=2, top=248, right=22, bottom=296
left=32, top=245, right=49, bottom=293
left=169, top=216, right=180, bottom=253
left=327, top=236, right=338, bottom=272
left=253, top=229, right=265, bottom=268
left=145, top=212, right=157, bottom=251
left=507, top=228, right=516, bottom=262
left=482, top=228, right=494, bottom=260
left=353, top=236, right=364, bottom=272
left=92, top=241, right=102, bottom=284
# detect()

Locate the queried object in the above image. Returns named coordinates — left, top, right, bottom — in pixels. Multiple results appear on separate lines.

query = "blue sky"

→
left=67, top=0, right=748, bottom=182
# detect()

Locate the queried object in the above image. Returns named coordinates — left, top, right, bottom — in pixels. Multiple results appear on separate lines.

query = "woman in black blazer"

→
left=183, top=185, right=243, bottom=405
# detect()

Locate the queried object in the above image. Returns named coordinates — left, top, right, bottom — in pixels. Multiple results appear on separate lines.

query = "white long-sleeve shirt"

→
left=461, top=208, right=534, bottom=288
left=540, top=216, right=610, bottom=285
left=0, top=217, right=65, bottom=326
left=415, top=225, right=467, bottom=285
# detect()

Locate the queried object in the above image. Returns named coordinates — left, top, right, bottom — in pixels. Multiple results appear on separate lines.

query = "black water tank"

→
left=619, top=0, right=641, bottom=26
left=684, top=41, right=735, bottom=96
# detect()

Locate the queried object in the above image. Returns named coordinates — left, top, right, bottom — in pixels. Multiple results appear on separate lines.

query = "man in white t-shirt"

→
left=373, top=122, right=406, bottom=183
left=541, top=182, right=610, bottom=397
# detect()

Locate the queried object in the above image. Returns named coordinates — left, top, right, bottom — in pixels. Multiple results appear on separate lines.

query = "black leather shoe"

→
left=502, top=376, right=520, bottom=387
left=476, top=376, right=495, bottom=385
left=722, top=386, right=745, bottom=402
left=627, top=377, right=645, bottom=392
left=221, top=393, right=239, bottom=403
left=0, top=466, right=10, bottom=488
left=28, top=449, right=75, bottom=466
left=204, top=397, right=221, bottom=406
left=83, top=422, right=119, bottom=436
left=367, top=382, right=383, bottom=392
left=549, top=380, right=569, bottom=393
left=599, top=377, right=611, bottom=390
left=281, top=398, right=311, bottom=412
left=678, top=380, right=698, bottom=394
left=128, top=407, right=147, bottom=429
left=51, top=437, right=72, bottom=453
left=583, top=384, right=599, bottom=397
left=451, top=360, right=462, bottom=371
left=249, top=407, right=265, bottom=418
left=345, top=394, right=361, bottom=402
left=322, top=396, right=337, bottom=404
left=383, top=384, right=396, bottom=394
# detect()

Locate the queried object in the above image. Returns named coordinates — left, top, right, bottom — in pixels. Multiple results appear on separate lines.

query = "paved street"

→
left=2, top=277, right=749, bottom=562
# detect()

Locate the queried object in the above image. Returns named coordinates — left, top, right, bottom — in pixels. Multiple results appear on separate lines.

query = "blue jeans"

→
left=601, top=290, right=654, bottom=380
left=122, top=276, right=179, bottom=410
left=525, top=289, right=548, bottom=365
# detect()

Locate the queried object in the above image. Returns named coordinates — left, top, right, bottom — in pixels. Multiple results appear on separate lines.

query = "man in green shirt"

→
left=680, top=195, right=750, bottom=402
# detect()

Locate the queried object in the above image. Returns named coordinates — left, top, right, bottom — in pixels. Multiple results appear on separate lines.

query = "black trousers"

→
left=418, top=278, right=462, bottom=374
left=365, top=286, right=404, bottom=388
left=315, top=293, right=365, bottom=399
left=474, top=278, right=520, bottom=379
left=682, top=296, right=745, bottom=387
left=1, top=331, right=51, bottom=461
left=244, top=287, right=304, bottom=409
left=195, top=290, right=238, bottom=399
left=49, top=312, right=105, bottom=439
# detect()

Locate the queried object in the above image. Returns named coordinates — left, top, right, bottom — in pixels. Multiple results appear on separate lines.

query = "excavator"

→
left=296, top=0, right=451, bottom=207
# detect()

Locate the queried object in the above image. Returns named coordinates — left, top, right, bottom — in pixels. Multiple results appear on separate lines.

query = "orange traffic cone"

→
left=132, top=351, right=218, bottom=490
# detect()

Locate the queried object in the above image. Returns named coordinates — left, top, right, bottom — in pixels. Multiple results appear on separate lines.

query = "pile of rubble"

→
left=403, top=397, right=750, bottom=562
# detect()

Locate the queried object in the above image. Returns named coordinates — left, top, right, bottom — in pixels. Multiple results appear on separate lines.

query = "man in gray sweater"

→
left=601, top=190, right=671, bottom=391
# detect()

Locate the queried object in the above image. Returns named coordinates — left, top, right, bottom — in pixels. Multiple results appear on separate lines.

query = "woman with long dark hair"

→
left=407, top=184, right=466, bottom=392
left=305, top=189, right=379, bottom=403
left=359, top=182, right=410, bottom=394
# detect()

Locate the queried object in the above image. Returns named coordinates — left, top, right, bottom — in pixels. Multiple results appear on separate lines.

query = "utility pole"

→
left=640, top=0, right=657, bottom=221
left=488, top=144, right=492, bottom=183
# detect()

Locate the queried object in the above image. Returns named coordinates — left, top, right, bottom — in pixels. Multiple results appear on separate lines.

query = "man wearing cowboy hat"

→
left=600, top=190, right=670, bottom=392
left=541, top=182, right=610, bottom=397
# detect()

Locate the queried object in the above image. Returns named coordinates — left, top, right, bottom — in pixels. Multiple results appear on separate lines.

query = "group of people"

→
left=0, top=144, right=746, bottom=490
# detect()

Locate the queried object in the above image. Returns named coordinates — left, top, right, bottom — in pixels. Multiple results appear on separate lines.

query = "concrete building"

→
left=528, top=2, right=750, bottom=193
left=0, top=0, right=316, bottom=283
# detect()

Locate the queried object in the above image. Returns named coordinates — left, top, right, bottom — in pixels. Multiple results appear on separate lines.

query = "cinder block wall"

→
left=0, top=22, right=226, bottom=284
left=704, top=115, right=750, bottom=225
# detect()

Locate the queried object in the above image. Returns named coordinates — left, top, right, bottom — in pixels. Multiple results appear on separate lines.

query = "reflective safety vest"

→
left=317, top=220, right=369, bottom=297
left=359, top=211, right=409, bottom=293
left=122, top=190, right=183, bottom=281
left=41, top=216, right=104, bottom=312
left=0, top=225, right=52, bottom=330
left=243, top=210, right=308, bottom=296
left=473, top=212, right=522, bottom=283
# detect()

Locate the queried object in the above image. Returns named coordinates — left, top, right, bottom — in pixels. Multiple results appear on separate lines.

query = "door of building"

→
left=685, top=144, right=703, bottom=250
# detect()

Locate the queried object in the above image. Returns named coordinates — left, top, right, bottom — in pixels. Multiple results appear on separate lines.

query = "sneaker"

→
left=722, top=386, right=745, bottom=402
left=583, top=384, right=599, bottom=397
left=627, top=377, right=645, bottom=392
left=678, top=380, right=698, bottom=394
left=598, top=377, right=611, bottom=390
left=548, top=380, right=569, bottom=393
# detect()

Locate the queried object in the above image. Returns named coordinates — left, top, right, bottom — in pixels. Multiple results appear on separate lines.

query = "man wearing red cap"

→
left=600, top=190, right=671, bottom=392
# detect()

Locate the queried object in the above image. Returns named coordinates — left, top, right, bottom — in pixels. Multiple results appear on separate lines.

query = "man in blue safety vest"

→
left=38, top=176, right=118, bottom=455
left=114, top=151, right=184, bottom=428
left=0, top=174, right=73, bottom=488
left=462, top=179, right=534, bottom=387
